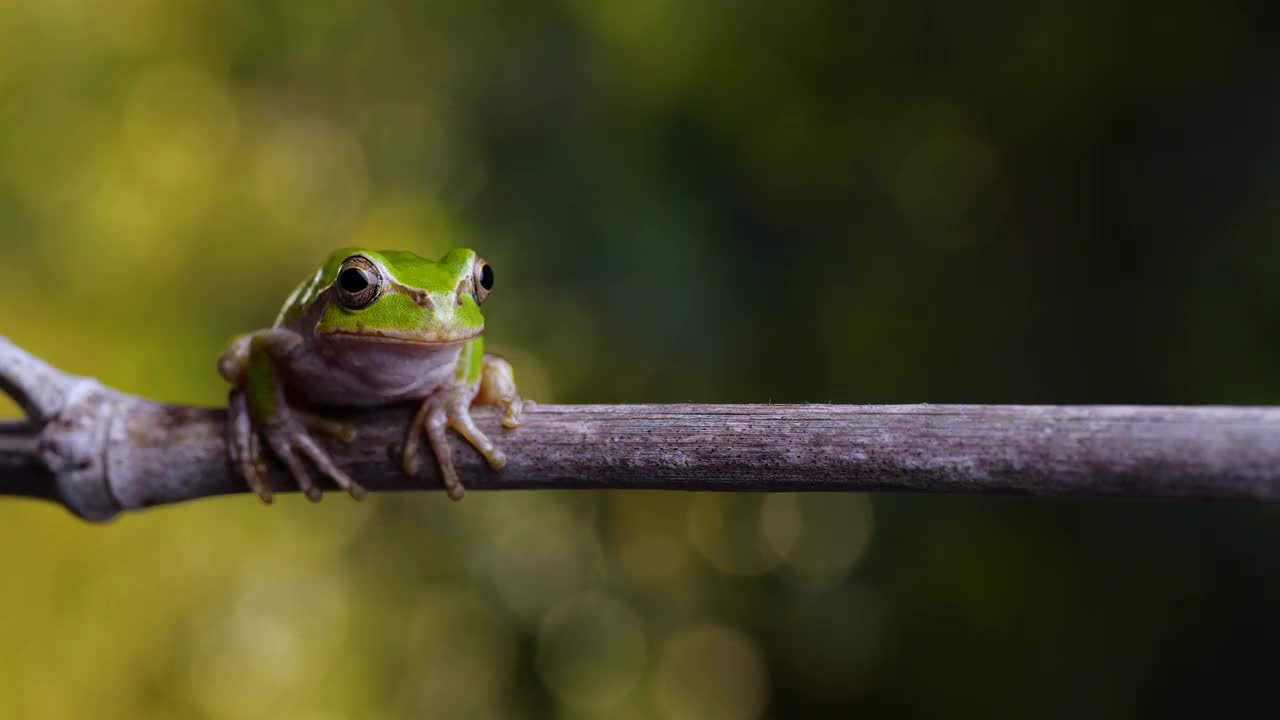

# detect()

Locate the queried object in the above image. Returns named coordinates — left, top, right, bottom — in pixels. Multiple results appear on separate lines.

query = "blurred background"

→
left=2, top=0, right=1280, bottom=717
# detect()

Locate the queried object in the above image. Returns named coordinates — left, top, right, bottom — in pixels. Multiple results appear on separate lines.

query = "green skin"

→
left=219, top=248, right=524, bottom=502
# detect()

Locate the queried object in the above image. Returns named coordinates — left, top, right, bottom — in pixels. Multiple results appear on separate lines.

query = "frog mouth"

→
left=316, top=327, right=483, bottom=345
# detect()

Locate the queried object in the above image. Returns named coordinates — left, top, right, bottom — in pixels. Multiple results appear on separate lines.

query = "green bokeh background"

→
left=3, top=1, right=1280, bottom=717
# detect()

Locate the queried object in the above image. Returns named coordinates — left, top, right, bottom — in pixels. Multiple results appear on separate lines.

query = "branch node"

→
left=37, top=379, right=123, bottom=522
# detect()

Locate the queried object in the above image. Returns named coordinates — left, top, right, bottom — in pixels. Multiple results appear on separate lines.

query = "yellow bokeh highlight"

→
left=122, top=64, right=239, bottom=192
left=765, top=494, right=875, bottom=581
left=656, top=624, right=769, bottom=720
left=687, top=494, right=787, bottom=576
left=537, top=592, right=649, bottom=710
left=253, top=117, right=369, bottom=237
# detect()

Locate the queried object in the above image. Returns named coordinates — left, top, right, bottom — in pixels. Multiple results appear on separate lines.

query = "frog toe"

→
left=446, top=400, right=507, bottom=473
left=407, top=394, right=467, bottom=500
left=300, top=411, right=358, bottom=444
left=483, top=447, right=507, bottom=470
left=264, top=428, right=323, bottom=502
left=255, top=411, right=364, bottom=502
left=499, top=399, right=523, bottom=429
left=294, top=431, right=367, bottom=500
left=228, top=389, right=273, bottom=504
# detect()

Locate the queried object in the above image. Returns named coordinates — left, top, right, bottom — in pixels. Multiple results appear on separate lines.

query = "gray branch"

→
left=2, top=335, right=1280, bottom=522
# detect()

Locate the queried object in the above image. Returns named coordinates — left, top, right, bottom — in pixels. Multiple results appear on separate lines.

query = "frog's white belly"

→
left=284, top=340, right=463, bottom=408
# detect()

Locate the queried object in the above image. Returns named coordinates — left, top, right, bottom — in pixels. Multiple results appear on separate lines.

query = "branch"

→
left=2, top=335, right=1280, bottom=522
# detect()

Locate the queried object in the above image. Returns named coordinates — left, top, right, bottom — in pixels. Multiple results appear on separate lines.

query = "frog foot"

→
left=227, top=388, right=365, bottom=504
left=477, top=354, right=525, bottom=429
left=402, top=387, right=509, bottom=501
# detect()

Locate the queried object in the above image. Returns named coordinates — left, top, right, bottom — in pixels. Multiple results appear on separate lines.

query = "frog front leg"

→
left=476, top=354, right=524, bottom=429
left=219, top=329, right=365, bottom=503
left=402, top=352, right=524, bottom=500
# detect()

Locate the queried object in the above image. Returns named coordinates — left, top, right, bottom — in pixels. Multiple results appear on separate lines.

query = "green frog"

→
left=218, top=248, right=523, bottom=503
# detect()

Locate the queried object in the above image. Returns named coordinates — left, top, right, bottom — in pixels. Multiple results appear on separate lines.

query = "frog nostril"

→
left=409, top=288, right=435, bottom=308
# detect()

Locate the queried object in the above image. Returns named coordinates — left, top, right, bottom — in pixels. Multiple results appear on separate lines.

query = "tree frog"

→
left=217, top=248, right=524, bottom=503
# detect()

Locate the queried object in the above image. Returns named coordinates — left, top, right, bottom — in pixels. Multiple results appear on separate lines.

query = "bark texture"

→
left=2, top=336, right=1279, bottom=522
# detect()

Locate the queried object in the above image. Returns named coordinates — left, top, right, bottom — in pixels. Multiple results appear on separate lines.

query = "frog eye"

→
left=335, top=256, right=382, bottom=309
left=472, top=257, right=494, bottom=305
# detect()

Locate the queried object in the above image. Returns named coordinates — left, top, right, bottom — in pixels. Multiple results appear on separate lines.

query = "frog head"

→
left=310, top=248, right=493, bottom=344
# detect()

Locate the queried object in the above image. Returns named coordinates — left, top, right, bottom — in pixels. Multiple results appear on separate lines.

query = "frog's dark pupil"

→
left=480, top=264, right=494, bottom=290
left=340, top=268, right=369, bottom=293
